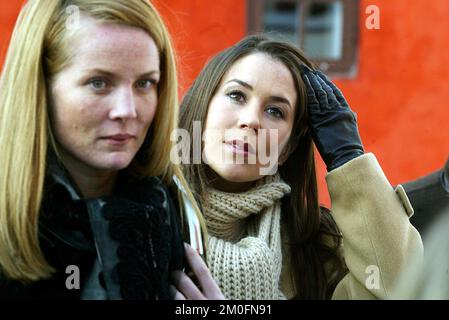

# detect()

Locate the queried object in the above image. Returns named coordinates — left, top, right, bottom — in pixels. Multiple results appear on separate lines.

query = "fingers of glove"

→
left=315, top=71, right=349, bottom=107
left=305, top=72, right=329, bottom=110
left=184, top=243, right=224, bottom=299
left=299, top=64, right=313, bottom=74
left=301, top=74, right=320, bottom=111
left=315, top=75, right=339, bottom=109
left=171, top=270, right=206, bottom=300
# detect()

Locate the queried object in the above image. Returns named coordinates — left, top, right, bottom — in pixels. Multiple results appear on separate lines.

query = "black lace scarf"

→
left=39, top=164, right=185, bottom=300
left=95, top=174, right=185, bottom=300
left=101, top=176, right=176, bottom=300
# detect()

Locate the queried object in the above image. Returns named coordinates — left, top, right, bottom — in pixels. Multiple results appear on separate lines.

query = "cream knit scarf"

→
left=203, top=174, right=291, bottom=300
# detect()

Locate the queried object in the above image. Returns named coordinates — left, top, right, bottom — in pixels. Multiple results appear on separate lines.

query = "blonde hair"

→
left=0, top=0, right=205, bottom=282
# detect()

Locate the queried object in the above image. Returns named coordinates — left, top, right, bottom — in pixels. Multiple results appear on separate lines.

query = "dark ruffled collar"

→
left=40, top=150, right=179, bottom=300
left=99, top=186, right=171, bottom=300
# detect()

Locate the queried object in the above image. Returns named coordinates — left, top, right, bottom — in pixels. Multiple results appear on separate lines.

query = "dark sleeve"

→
left=403, top=169, right=449, bottom=233
left=0, top=277, right=30, bottom=300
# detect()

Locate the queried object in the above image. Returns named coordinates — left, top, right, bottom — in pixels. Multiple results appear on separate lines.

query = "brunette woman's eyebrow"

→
left=225, top=79, right=253, bottom=90
left=226, top=79, right=292, bottom=108
left=270, top=96, right=292, bottom=109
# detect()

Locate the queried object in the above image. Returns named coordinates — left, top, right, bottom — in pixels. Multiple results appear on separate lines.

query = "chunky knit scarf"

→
left=204, top=174, right=291, bottom=300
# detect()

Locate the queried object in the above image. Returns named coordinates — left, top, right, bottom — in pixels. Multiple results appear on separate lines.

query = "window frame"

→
left=247, top=0, right=360, bottom=77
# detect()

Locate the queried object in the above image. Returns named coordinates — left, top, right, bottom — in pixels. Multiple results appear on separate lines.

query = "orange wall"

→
left=0, top=1, right=24, bottom=65
left=354, top=0, right=449, bottom=184
left=152, top=0, right=246, bottom=93
left=2, top=1, right=449, bottom=206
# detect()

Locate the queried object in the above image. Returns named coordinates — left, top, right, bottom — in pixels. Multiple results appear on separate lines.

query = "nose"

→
left=237, top=102, right=261, bottom=133
left=109, top=86, right=137, bottom=121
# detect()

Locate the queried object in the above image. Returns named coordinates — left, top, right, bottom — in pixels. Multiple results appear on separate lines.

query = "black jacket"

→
left=0, top=157, right=185, bottom=300
left=404, top=157, right=449, bottom=234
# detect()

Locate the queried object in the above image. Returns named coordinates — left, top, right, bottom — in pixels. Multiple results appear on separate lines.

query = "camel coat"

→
left=280, top=153, right=423, bottom=299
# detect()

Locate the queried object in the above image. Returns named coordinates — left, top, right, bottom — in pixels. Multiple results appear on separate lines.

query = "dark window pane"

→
left=262, top=1, right=300, bottom=44
left=303, top=1, right=344, bottom=61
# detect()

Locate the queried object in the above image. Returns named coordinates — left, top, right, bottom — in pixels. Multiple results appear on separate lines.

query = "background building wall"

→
left=2, top=0, right=448, bottom=206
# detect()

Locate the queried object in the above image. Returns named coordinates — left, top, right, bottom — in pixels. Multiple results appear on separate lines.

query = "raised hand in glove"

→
left=300, top=66, right=364, bottom=171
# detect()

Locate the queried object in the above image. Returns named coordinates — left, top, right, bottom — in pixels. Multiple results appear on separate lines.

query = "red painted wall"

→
left=0, top=1, right=24, bottom=65
left=2, top=1, right=448, bottom=206
left=152, top=0, right=246, bottom=93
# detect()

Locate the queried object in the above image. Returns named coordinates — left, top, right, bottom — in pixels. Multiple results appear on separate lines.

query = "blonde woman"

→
left=0, top=0, right=219, bottom=300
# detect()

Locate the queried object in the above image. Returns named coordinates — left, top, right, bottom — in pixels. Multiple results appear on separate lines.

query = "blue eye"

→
left=136, top=79, right=156, bottom=90
left=227, top=90, right=246, bottom=103
left=265, top=107, right=284, bottom=119
left=88, top=78, right=108, bottom=91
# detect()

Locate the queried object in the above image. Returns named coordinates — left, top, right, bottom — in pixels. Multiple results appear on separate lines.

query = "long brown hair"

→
left=179, top=34, right=347, bottom=299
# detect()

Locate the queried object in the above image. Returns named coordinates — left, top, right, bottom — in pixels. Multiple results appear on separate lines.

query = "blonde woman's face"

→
left=203, top=53, right=297, bottom=192
left=50, top=18, right=160, bottom=175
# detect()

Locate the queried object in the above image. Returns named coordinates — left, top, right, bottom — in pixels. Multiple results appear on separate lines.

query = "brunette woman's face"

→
left=203, top=53, right=297, bottom=192
left=50, top=17, right=160, bottom=175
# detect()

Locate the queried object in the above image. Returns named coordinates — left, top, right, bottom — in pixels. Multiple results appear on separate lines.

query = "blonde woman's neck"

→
left=58, top=153, right=118, bottom=199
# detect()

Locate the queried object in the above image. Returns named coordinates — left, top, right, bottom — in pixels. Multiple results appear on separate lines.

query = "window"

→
left=247, top=0, right=359, bottom=78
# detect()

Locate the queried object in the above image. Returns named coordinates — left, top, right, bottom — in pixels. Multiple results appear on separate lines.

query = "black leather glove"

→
left=300, top=65, right=364, bottom=171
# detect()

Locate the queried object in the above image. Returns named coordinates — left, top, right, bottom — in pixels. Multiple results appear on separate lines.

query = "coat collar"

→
left=45, top=149, right=83, bottom=202
left=40, top=149, right=93, bottom=252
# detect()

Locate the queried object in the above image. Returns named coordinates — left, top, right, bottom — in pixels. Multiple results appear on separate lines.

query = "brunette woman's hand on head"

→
left=170, top=243, right=225, bottom=300
left=300, top=65, right=364, bottom=171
